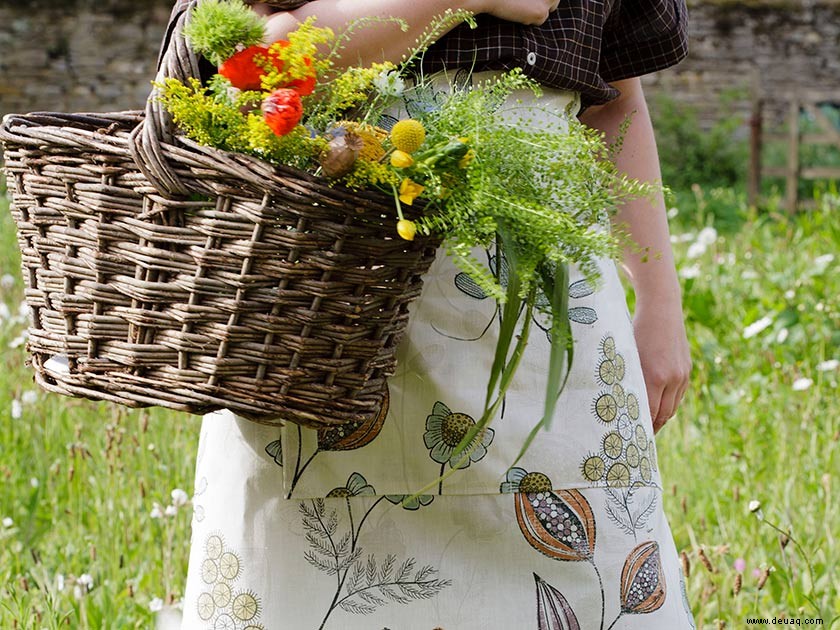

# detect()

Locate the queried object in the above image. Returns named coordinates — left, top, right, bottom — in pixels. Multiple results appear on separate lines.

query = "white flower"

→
left=56, top=573, right=65, bottom=592
left=784, top=289, right=795, bottom=299
left=21, top=390, right=38, bottom=405
left=748, top=500, right=761, bottom=513
left=150, top=503, right=164, bottom=519
left=73, top=584, right=84, bottom=600
left=814, top=253, right=834, bottom=272
left=2, top=517, right=13, bottom=528
left=17, top=301, right=30, bottom=321
left=170, top=488, right=189, bottom=507
left=372, top=69, right=405, bottom=97
left=740, top=269, right=759, bottom=280
left=30, top=478, right=39, bottom=488
left=667, top=207, right=680, bottom=219
left=11, top=399, right=22, bottom=420
left=9, top=331, right=28, bottom=349
left=0, top=303, right=10, bottom=322
left=78, top=573, right=93, bottom=590
left=164, top=504, right=178, bottom=517
left=775, top=328, right=789, bottom=343
left=686, top=242, right=707, bottom=259
left=0, top=274, right=15, bottom=290
left=680, top=265, right=701, bottom=279
left=792, top=377, right=813, bottom=391
left=149, top=597, right=164, bottom=612
left=697, top=226, right=718, bottom=246
left=816, top=359, right=839, bottom=372
left=743, top=316, right=773, bottom=339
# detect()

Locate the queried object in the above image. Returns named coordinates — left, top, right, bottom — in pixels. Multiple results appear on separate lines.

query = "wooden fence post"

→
left=748, top=97, right=763, bottom=208
left=785, top=99, right=800, bottom=213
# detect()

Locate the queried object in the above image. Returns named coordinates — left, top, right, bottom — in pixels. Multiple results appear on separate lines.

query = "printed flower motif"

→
left=534, top=574, right=582, bottom=630
left=262, top=88, right=303, bottom=137
left=318, top=384, right=389, bottom=451
left=385, top=494, right=434, bottom=510
left=619, top=541, right=667, bottom=614
left=197, top=534, right=264, bottom=626
left=326, top=473, right=376, bottom=498
left=503, top=468, right=596, bottom=562
left=424, top=401, right=494, bottom=469
left=398, top=178, right=425, bottom=206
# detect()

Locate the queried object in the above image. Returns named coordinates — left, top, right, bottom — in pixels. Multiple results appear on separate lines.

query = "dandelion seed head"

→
left=697, top=226, right=718, bottom=246
left=686, top=241, right=707, bottom=259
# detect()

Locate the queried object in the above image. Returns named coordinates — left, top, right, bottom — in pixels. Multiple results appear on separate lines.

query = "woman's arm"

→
left=579, top=77, right=692, bottom=433
left=258, top=0, right=560, bottom=66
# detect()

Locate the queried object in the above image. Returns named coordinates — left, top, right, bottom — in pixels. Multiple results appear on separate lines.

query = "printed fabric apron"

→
left=180, top=76, right=697, bottom=630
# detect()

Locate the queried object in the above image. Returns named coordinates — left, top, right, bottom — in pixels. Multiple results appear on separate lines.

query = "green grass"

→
left=1, top=184, right=838, bottom=628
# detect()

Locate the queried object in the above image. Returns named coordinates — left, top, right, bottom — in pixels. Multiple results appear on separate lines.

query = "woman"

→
left=180, top=1, right=694, bottom=628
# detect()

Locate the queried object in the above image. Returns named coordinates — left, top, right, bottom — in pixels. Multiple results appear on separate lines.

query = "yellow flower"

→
left=459, top=148, right=476, bottom=169
left=390, top=150, right=414, bottom=168
left=391, top=119, right=426, bottom=153
left=399, top=178, right=424, bottom=205
left=396, top=219, right=417, bottom=241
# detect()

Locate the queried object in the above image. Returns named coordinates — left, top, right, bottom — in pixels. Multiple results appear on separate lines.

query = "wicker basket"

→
left=0, top=1, right=440, bottom=427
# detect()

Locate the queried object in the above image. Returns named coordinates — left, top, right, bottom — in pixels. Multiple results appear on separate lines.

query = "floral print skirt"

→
left=180, top=85, right=696, bottom=630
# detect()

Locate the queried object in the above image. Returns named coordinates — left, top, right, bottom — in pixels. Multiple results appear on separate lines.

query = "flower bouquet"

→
left=155, top=0, right=653, bottom=463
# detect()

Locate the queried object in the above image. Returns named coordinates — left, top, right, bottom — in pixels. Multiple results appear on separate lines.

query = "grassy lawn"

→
left=1, top=182, right=838, bottom=628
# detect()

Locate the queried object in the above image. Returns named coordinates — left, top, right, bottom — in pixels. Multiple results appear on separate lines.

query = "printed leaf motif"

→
left=534, top=573, right=581, bottom=630
left=620, top=541, right=667, bottom=614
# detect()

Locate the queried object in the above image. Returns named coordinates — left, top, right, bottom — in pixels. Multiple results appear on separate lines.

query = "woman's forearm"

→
left=262, top=0, right=480, bottom=67
left=578, top=77, right=681, bottom=306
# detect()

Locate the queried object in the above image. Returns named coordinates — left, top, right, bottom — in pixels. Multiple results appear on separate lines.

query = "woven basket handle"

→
left=130, top=0, right=311, bottom=197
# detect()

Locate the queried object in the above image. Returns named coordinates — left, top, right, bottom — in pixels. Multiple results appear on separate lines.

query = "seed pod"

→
left=733, top=573, right=742, bottom=596
left=320, top=132, right=363, bottom=178
left=757, top=568, right=770, bottom=590
left=779, top=533, right=790, bottom=548
left=698, top=547, right=715, bottom=573
left=680, top=550, right=691, bottom=578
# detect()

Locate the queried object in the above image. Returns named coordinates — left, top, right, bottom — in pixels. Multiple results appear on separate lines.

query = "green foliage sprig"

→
left=183, top=0, right=266, bottom=66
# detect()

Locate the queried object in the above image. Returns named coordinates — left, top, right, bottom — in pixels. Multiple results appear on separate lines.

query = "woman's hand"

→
left=632, top=293, right=692, bottom=433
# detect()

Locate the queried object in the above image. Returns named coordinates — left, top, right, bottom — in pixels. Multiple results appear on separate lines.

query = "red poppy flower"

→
left=262, top=88, right=303, bottom=136
left=219, top=45, right=282, bottom=91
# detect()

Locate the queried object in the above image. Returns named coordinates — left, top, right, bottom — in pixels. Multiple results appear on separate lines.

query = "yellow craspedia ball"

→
left=390, top=119, right=426, bottom=153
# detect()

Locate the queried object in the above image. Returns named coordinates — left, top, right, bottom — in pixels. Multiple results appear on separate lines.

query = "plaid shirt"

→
left=172, top=0, right=688, bottom=108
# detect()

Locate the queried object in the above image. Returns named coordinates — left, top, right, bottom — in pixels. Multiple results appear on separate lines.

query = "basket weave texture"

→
left=0, top=1, right=440, bottom=427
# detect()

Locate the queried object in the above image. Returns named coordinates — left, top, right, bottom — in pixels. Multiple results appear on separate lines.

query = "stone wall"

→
left=1, top=0, right=839, bottom=127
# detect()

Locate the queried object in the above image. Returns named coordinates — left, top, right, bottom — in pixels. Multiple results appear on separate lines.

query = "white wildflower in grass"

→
left=742, top=316, right=773, bottom=339
left=748, top=500, right=761, bottom=513
left=372, top=69, right=405, bottom=97
left=2, top=517, right=13, bottom=528
left=73, top=584, right=84, bottom=600
left=680, top=265, right=701, bottom=279
left=18, top=301, right=30, bottom=321
left=697, top=226, right=718, bottom=246
left=813, top=253, right=834, bottom=273
left=0, top=303, right=10, bottom=322
left=56, top=573, right=65, bottom=592
left=740, top=269, right=759, bottom=280
left=784, top=289, right=795, bottom=299
left=78, top=573, right=94, bottom=590
left=775, top=328, right=789, bottom=343
left=147, top=443, right=156, bottom=451
left=686, top=241, right=707, bottom=259
left=816, top=359, right=839, bottom=372
left=0, top=273, right=15, bottom=290
left=815, top=302, right=825, bottom=312
left=171, top=488, right=189, bottom=507
left=11, top=399, right=23, bottom=420
left=30, top=477, right=39, bottom=488
left=164, top=504, right=178, bottom=517
left=21, top=390, right=38, bottom=405
left=150, top=503, right=164, bottom=519
left=9, top=334, right=28, bottom=349
left=792, top=377, right=813, bottom=391
left=667, top=207, right=679, bottom=219
left=149, top=597, right=164, bottom=612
